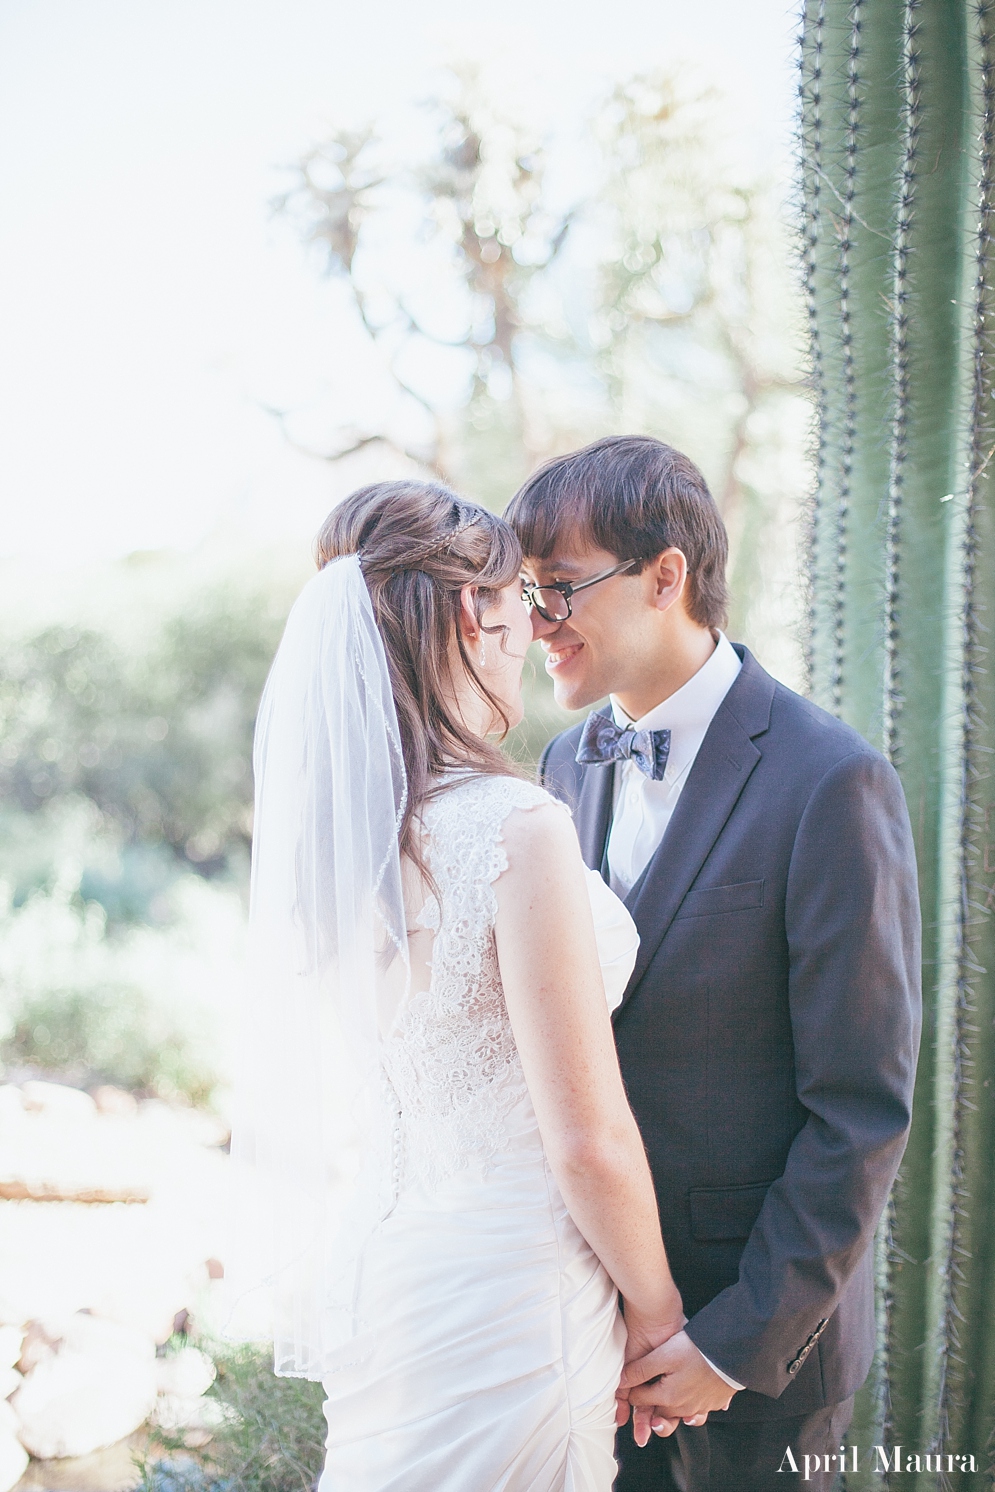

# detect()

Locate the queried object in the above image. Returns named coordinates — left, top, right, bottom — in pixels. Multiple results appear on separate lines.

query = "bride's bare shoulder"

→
left=498, top=793, right=581, bottom=878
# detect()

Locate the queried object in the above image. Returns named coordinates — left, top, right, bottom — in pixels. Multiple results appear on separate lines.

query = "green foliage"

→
left=204, top=1346, right=326, bottom=1492
left=140, top=1344, right=326, bottom=1492
left=0, top=984, right=215, bottom=1103
left=0, top=582, right=288, bottom=881
left=0, top=777, right=250, bottom=1102
left=0, top=845, right=232, bottom=1101
left=0, top=571, right=288, bottom=1102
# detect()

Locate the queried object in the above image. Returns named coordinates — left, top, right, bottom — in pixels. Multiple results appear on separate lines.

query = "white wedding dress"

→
left=318, top=773, right=639, bottom=1492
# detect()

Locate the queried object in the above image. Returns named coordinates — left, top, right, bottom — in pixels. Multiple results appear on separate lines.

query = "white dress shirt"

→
left=605, top=632, right=745, bottom=1396
left=607, top=632, right=742, bottom=898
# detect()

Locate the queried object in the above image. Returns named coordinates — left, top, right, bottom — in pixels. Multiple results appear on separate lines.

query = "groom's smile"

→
left=543, top=638, right=585, bottom=676
left=525, top=544, right=633, bottom=711
left=523, top=540, right=707, bottom=718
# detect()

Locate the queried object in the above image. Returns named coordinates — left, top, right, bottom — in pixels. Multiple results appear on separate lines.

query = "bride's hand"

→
left=615, top=1299, right=686, bottom=1437
left=622, top=1300, right=686, bottom=1364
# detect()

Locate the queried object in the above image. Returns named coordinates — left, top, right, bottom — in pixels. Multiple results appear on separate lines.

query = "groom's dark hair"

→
left=505, top=435, right=729, bottom=630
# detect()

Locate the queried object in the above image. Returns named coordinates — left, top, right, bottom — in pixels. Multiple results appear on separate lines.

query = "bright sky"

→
left=0, top=0, right=800, bottom=563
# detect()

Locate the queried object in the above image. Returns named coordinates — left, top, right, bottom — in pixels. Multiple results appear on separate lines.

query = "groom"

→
left=505, top=436, right=921, bottom=1492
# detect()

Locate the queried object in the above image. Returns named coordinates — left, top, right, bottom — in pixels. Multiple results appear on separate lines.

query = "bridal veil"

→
left=224, top=554, right=410, bottom=1379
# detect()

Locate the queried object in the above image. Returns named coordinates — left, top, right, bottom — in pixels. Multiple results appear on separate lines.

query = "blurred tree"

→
left=0, top=69, right=806, bottom=934
left=589, top=78, right=804, bottom=644
left=276, top=69, right=805, bottom=655
left=278, top=80, right=572, bottom=501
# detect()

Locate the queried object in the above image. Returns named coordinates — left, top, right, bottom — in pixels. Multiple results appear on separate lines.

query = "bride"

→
left=229, top=479, right=685, bottom=1491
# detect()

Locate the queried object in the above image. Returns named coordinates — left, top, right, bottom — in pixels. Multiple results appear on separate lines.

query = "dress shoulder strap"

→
left=421, top=774, right=561, bottom=928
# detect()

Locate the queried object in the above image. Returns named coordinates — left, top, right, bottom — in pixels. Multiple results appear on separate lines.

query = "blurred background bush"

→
left=0, top=560, right=289, bottom=1108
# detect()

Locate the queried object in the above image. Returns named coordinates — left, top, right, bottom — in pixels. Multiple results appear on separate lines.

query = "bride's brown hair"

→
left=316, top=480, right=525, bottom=864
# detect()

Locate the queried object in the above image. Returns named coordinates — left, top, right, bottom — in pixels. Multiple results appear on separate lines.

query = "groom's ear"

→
left=647, top=548, right=690, bottom=613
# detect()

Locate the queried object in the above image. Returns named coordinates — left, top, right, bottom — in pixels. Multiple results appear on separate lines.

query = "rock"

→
left=0, top=1330, right=23, bottom=1373
left=0, top=1424, right=27, bottom=1492
left=10, top=1313, right=158, bottom=1458
left=0, top=1089, right=24, bottom=1124
left=152, top=1392, right=227, bottom=1447
left=0, top=1304, right=22, bottom=1332
left=91, top=1280, right=191, bottom=1346
left=143, top=1458, right=222, bottom=1492
left=11, top=1348, right=157, bottom=1458
left=0, top=1370, right=20, bottom=1401
left=152, top=1391, right=194, bottom=1432
left=19, top=1081, right=96, bottom=1120
left=85, top=1254, right=205, bottom=1346
left=151, top=1347, right=219, bottom=1449
left=16, top=1318, right=152, bottom=1372
left=91, top=1085, right=138, bottom=1117
left=154, top=1346, right=215, bottom=1398
left=18, top=1312, right=154, bottom=1374
left=54, top=1312, right=156, bottom=1361
left=16, top=1320, right=60, bottom=1374
left=0, top=1177, right=150, bottom=1203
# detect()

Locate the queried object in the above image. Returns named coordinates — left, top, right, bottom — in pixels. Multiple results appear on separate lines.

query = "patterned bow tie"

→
left=575, top=707, right=671, bottom=781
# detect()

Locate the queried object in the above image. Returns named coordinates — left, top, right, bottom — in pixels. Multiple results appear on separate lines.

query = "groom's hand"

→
left=616, top=1330, right=735, bottom=1446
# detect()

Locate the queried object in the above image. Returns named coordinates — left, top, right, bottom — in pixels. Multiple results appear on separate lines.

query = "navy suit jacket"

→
left=539, top=646, right=921, bottom=1421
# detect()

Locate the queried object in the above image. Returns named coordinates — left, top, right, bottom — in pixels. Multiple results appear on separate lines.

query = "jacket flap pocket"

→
left=689, top=1181, right=773, bottom=1241
left=676, top=879, right=765, bottom=919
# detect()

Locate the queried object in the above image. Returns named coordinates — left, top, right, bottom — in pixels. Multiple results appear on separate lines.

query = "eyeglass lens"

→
left=530, top=589, right=571, bottom=622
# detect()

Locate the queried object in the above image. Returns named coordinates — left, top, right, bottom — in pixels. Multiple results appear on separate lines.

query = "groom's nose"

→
left=530, top=610, right=562, bottom=642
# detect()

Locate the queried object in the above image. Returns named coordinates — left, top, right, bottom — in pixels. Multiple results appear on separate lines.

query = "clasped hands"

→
left=617, top=1316, right=735, bottom=1448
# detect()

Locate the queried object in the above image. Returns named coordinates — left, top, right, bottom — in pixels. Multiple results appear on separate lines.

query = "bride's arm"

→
left=494, top=802, right=683, bottom=1350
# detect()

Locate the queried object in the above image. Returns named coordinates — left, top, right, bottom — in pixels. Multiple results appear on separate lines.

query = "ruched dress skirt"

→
left=318, top=1094, right=625, bottom=1492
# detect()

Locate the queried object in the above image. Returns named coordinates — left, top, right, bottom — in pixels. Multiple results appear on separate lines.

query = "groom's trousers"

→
left=614, top=1397, right=854, bottom=1492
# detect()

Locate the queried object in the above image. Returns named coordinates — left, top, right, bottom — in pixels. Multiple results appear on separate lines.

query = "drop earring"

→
left=478, top=639, right=487, bottom=668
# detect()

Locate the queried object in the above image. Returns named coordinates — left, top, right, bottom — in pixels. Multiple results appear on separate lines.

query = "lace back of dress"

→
left=383, top=773, right=552, bottom=1188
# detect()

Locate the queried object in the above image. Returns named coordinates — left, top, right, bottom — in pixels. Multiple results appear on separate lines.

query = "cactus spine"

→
left=800, top=1, right=995, bottom=1485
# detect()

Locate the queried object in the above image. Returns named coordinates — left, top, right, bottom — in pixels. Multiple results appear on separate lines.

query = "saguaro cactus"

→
left=800, top=1, right=995, bottom=1485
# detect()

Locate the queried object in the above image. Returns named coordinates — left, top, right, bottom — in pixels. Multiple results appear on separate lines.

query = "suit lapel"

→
left=574, top=760, right=615, bottom=876
left=613, top=649, right=773, bottom=1017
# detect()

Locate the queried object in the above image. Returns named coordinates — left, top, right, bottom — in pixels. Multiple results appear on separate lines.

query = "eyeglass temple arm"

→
left=567, top=559, right=638, bottom=597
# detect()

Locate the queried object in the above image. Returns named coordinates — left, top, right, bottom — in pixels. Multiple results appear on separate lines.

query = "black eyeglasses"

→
left=521, top=559, right=640, bottom=623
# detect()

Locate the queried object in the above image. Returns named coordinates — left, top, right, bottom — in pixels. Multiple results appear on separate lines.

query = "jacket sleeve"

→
left=684, top=750, right=922, bottom=1397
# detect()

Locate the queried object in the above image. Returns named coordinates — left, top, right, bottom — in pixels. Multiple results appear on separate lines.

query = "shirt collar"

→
left=610, top=633, right=742, bottom=772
